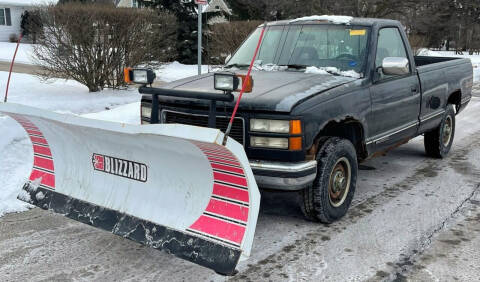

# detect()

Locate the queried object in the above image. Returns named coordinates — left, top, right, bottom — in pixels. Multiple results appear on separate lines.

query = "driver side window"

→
left=376, top=28, right=410, bottom=79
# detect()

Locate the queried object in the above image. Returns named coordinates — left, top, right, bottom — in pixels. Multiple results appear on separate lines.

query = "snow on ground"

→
left=154, top=61, right=210, bottom=82
left=0, top=72, right=139, bottom=114
left=0, top=0, right=57, bottom=6
left=0, top=42, right=35, bottom=65
left=419, top=49, right=480, bottom=82
left=82, top=102, right=140, bottom=125
left=0, top=43, right=209, bottom=83
left=0, top=71, right=141, bottom=217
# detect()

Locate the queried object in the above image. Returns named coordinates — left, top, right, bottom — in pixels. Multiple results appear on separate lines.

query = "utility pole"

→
left=196, top=0, right=207, bottom=75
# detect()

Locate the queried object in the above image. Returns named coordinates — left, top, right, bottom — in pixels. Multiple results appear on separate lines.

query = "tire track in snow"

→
left=232, top=127, right=480, bottom=281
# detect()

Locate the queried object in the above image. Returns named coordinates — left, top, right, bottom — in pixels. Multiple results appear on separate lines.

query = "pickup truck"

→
left=136, top=17, right=473, bottom=223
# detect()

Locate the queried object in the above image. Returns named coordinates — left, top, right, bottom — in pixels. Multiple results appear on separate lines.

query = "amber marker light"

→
left=290, top=120, right=302, bottom=135
left=124, top=67, right=133, bottom=84
left=289, top=137, right=302, bottom=151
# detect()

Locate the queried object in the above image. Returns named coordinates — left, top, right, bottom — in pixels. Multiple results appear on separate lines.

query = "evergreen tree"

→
left=140, top=0, right=199, bottom=64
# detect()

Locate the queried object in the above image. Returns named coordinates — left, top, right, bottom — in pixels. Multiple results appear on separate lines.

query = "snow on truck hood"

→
left=162, top=71, right=357, bottom=112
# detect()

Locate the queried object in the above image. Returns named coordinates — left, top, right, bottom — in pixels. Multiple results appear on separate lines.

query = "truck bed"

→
left=414, top=56, right=459, bottom=67
left=414, top=56, right=472, bottom=79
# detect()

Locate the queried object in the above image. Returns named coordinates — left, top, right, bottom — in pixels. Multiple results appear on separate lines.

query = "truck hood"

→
left=161, top=71, right=357, bottom=112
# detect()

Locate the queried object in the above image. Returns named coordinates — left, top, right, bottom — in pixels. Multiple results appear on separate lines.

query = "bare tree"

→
left=206, top=20, right=262, bottom=64
left=32, top=3, right=176, bottom=92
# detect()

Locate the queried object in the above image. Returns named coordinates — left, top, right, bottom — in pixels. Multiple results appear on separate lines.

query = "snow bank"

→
left=0, top=0, right=57, bottom=6
left=82, top=102, right=141, bottom=125
left=306, top=66, right=361, bottom=78
left=290, top=15, right=353, bottom=24
left=418, top=49, right=480, bottom=82
left=0, top=72, right=141, bottom=217
left=0, top=44, right=211, bottom=83
left=154, top=61, right=210, bottom=82
left=0, top=72, right=139, bottom=114
left=0, top=42, right=35, bottom=65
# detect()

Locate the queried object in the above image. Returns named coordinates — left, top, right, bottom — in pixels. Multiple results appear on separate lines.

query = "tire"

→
left=301, top=137, right=358, bottom=223
left=424, top=104, right=456, bottom=158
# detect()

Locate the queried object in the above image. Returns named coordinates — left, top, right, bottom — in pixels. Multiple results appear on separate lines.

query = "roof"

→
left=201, top=0, right=232, bottom=15
left=0, top=0, right=57, bottom=7
left=267, top=16, right=400, bottom=27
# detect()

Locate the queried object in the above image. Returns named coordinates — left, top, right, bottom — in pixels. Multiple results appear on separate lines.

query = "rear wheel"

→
left=301, top=137, right=358, bottom=223
left=424, top=104, right=456, bottom=158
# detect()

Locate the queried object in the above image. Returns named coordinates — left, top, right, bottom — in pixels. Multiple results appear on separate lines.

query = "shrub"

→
left=9, top=33, right=19, bottom=43
left=206, top=20, right=262, bottom=64
left=32, top=3, right=177, bottom=92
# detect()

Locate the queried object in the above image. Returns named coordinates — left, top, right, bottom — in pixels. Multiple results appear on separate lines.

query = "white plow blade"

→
left=0, top=103, right=260, bottom=275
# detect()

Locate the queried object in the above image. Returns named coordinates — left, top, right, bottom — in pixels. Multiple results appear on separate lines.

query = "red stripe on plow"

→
left=33, top=145, right=52, bottom=157
left=214, top=171, right=248, bottom=187
left=26, top=129, right=44, bottom=137
left=208, top=157, right=240, bottom=167
left=30, top=136, right=48, bottom=145
left=189, top=215, right=246, bottom=245
left=203, top=151, right=237, bottom=161
left=211, top=163, right=245, bottom=175
left=34, top=156, right=54, bottom=171
left=205, top=199, right=249, bottom=222
left=18, top=121, right=37, bottom=128
left=29, top=169, right=55, bottom=188
left=213, top=183, right=249, bottom=203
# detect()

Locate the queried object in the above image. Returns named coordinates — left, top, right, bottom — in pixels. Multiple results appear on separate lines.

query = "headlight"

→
left=214, top=72, right=240, bottom=91
left=250, top=119, right=290, bottom=133
left=124, top=68, right=156, bottom=85
left=250, top=137, right=289, bottom=149
left=133, top=70, right=149, bottom=84
left=141, top=106, right=152, bottom=118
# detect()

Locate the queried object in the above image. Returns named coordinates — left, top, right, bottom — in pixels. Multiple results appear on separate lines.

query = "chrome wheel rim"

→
left=328, top=157, right=351, bottom=208
left=442, top=116, right=453, bottom=147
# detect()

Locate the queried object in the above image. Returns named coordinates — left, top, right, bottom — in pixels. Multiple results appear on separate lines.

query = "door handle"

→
left=411, top=87, right=418, bottom=93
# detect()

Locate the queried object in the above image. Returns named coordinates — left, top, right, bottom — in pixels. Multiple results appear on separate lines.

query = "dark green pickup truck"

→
left=137, top=16, right=473, bottom=223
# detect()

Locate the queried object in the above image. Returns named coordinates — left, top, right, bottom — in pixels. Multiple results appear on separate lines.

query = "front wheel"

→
left=301, top=137, right=358, bottom=223
left=424, top=104, right=456, bottom=158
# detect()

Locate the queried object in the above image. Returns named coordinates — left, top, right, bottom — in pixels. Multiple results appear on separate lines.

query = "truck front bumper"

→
left=249, top=160, right=317, bottom=191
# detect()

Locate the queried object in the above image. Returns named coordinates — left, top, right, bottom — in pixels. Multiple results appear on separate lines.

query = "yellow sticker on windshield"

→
left=350, top=29, right=366, bottom=36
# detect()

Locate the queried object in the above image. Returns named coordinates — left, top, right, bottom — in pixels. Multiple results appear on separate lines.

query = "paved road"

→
left=1, top=92, right=479, bottom=281
left=0, top=61, right=166, bottom=86
left=0, top=61, right=44, bottom=76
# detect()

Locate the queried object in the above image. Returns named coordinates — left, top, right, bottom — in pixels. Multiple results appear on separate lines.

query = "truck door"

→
left=368, top=27, right=421, bottom=149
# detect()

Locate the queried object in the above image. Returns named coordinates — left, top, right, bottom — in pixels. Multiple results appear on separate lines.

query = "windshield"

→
left=227, top=24, right=370, bottom=76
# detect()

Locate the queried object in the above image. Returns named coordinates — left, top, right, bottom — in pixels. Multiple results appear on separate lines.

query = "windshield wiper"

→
left=224, top=63, right=250, bottom=68
left=279, top=64, right=310, bottom=69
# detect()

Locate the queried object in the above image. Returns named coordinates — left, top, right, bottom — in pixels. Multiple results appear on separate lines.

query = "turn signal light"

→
left=124, top=67, right=133, bottom=84
left=289, top=137, right=302, bottom=151
left=290, top=120, right=302, bottom=135
left=236, top=74, right=254, bottom=93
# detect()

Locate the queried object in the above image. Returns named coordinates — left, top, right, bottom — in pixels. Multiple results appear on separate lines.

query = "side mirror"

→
left=225, top=54, right=232, bottom=64
left=381, top=57, right=410, bottom=76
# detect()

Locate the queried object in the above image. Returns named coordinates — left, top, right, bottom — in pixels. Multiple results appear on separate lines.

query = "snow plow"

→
left=0, top=23, right=265, bottom=275
left=0, top=102, right=260, bottom=275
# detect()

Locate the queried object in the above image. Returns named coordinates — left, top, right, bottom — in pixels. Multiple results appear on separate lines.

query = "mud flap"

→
left=0, top=103, right=260, bottom=275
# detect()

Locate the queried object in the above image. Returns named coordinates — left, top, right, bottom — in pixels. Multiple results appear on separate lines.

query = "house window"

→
left=0, top=8, right=11, bottom=26
left=0, top=9, right=5, bottom=25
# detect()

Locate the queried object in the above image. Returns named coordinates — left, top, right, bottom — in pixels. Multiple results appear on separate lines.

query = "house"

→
left=0, top=0, right=56, bottom=42
left=201, top=0, right=231, bottom=25
left=115, top=0, right=144, bottom=8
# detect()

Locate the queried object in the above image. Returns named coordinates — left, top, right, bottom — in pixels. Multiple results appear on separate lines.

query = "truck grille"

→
left=162, top=110, right=245, bottom=145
